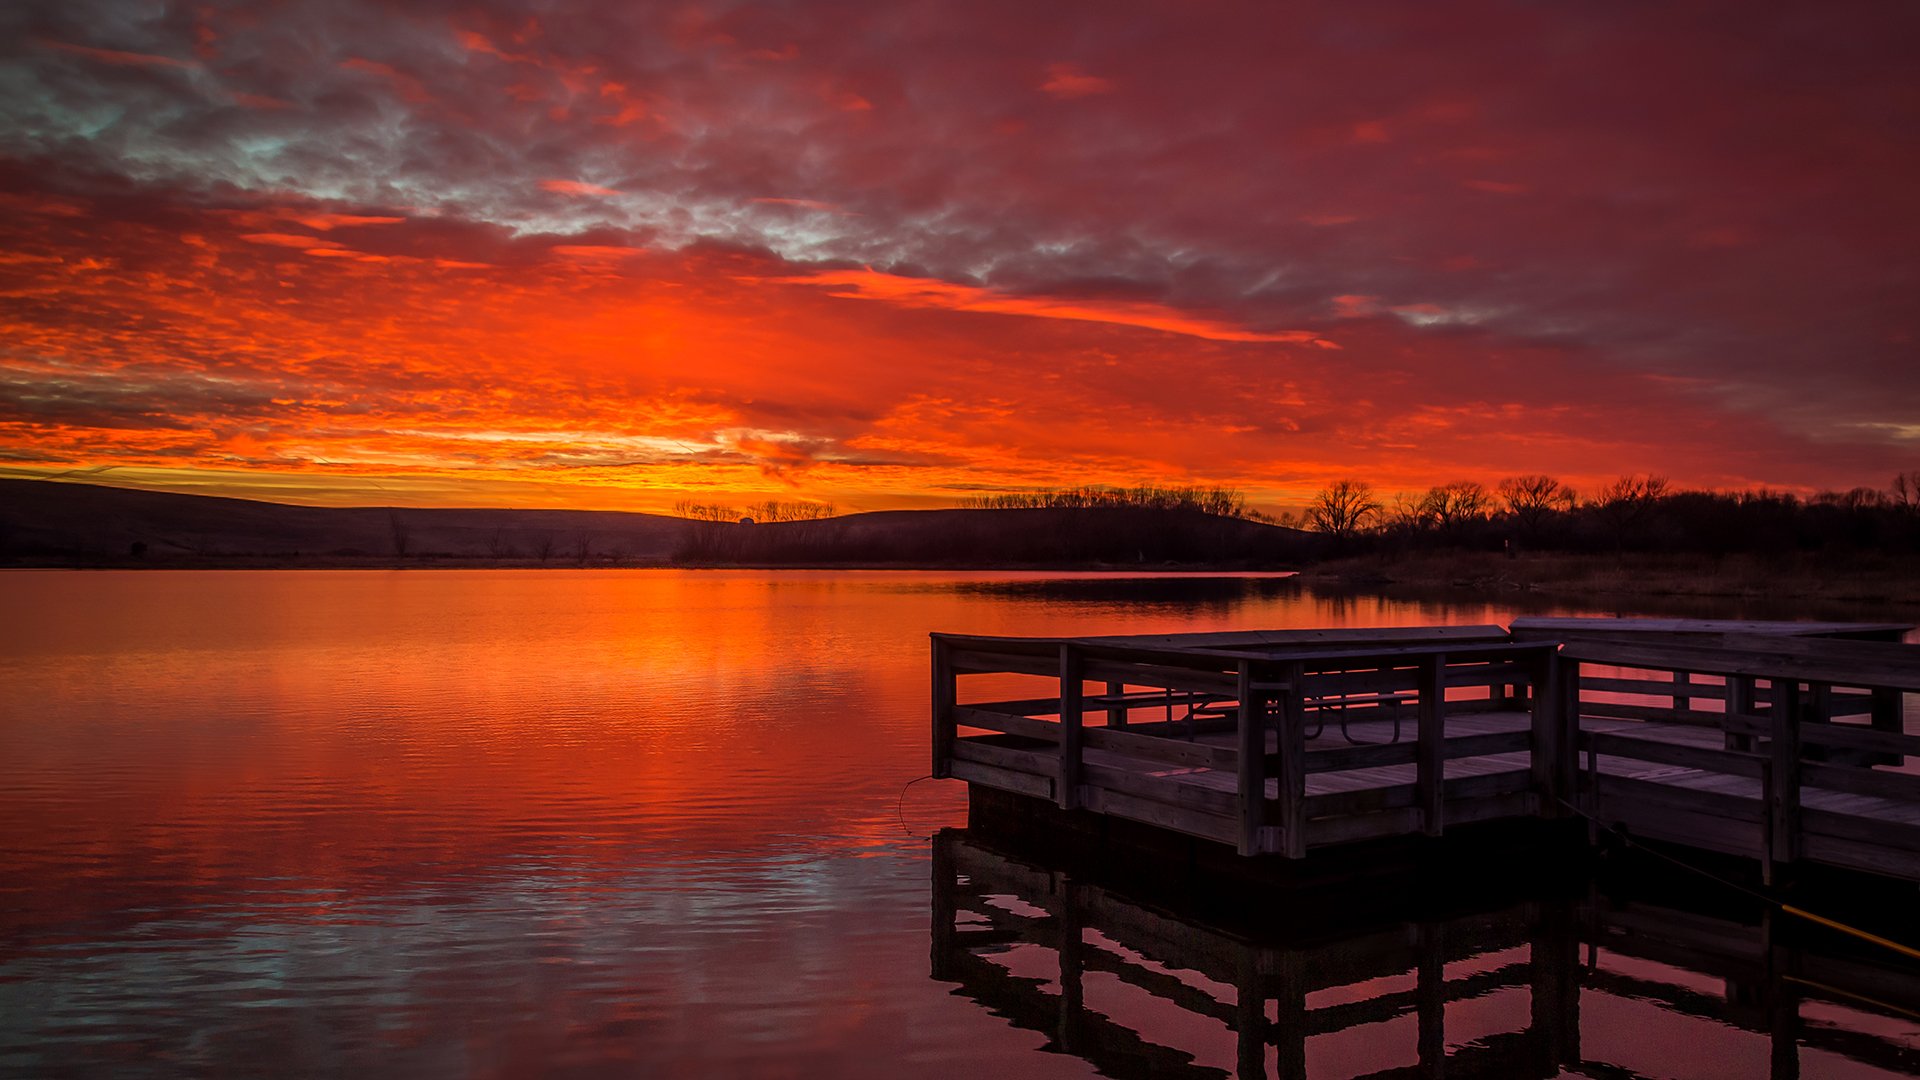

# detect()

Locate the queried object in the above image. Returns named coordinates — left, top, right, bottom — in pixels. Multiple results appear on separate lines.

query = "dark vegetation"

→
left=0, top=480, right=1307, bottom=568
left=1303, top=472, right=1920, bottom=559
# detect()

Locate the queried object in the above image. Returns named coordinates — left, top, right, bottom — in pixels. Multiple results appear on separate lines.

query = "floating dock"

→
left=930, top=618, right=1919, bottom=883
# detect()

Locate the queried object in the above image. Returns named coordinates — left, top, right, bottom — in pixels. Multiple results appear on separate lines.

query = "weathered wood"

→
left=1796, top=720, right=1920, bottom=758
left=1801, top=761, right=1920, bottom=803
left=1080, top=760, right=1239, bottom=816
left=949, top=757, right=1054, bottom=801
left=1082, top=724, right=1238, bottom=770
left=932, top=636, right=956, bottom=779
left=1417, top=654, right=1446, bottom=836
left=1236, top=661, right=1263, bottom=856
left=1081, top=785, right=1239, bottom=846
left=1583, top=731, right=1766, bottom=779
left=950, top=705, right=1060, bottom=742
left=1770, top=679, right=1804, bottom=874
left=1276, top=661, right=1308, bottom=856
left=1104, top=680, right=1127, bottom=727
left=1303, top=740, right=1418, bottom=773
left=951, top=737, right=1059, bottom=778
left=1530, top=649, right=1561, bottom=813
left=1058, top=644, right=1084, bottom=810
left=1578, top=674, right=1728, bottom=700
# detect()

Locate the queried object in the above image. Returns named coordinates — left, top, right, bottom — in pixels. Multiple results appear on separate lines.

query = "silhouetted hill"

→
left=0, top=481, right=1313, bottom=567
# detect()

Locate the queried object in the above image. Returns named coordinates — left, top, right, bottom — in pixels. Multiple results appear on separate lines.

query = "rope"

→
left=1555, top=796, right=1920, bottom=963
left=897, top=773, right=936, bottom=839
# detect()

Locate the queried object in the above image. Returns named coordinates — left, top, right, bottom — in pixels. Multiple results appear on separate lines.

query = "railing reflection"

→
left=931, top=830, right=1920, bottom=1079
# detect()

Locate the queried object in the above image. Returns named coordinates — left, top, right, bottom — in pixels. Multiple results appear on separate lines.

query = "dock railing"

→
left=1557, top=631, right=1920, bottom=882
left=932, top=633, right=1560, bottom=856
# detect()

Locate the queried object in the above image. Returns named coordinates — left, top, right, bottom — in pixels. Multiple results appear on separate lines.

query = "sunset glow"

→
left=2, top=2, right=1915, bottom=512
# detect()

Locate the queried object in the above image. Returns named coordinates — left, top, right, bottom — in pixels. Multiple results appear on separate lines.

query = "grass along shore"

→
left=1300, top=550, right=1920, bottom=607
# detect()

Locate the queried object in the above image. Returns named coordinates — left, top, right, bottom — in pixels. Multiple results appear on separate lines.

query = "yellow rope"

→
left=1780, top=905, right=1920, bottom=963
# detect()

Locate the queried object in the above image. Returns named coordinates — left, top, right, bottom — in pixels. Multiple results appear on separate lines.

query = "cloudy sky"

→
left=2, top=0, right=1915, bottom=511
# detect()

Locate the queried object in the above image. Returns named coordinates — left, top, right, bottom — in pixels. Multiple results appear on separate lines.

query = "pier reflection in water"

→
left=930, top=831, right=1920, bottom=1079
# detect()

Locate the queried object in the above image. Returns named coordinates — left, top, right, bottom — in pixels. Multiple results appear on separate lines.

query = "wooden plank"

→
left=1800, top=832, right=1920, bottom=881
left=1584, top=731, right=1765, bottom=779
left=1800, top=808, right=1920, bottom=853
left=1081, top=786, right=1239, bottom=846
left=1079, top=657, right=1243, bottom=698
left=1081, top=624, right=1513, bottom=650
left=1304, top=807, right=1420, bottom=845
left=1587, top=792, right=1766, bottom=858
left=952, top=738, right=1060, bottom=778
left=1301, top=668, right=1421, bottom=697
left=1796, top=723, right=1920, bottom=758
left=1771, top=679, right=1803, bottom=873
left=1417, top=654, right=1445, bottom=836
left=1579, top=675, right=1728, bottom=700
left=951, top=706, right=1060, bottom=742
left=949, top=757, right=1054, bottom=801
left=1558, top=637, right=1920, bottom=692
left=949, top=648, right=1063, bottom=678
left=1531, top=650, right=1561, bottom=813
left=1236, top=661, right=1262, bottom=856
left=1802, top=761, right=1920, bottom=803
left=1059, top=644, right=1084, bottom=810
left=1442, top=730, right=1533, bottom=760
left=1444, top=661, right=1532, bottom=689
left=1276, top=661, right=1308, bottom=857
left=1303, top=740, right=1418, bottom=773
left=1575, top=700, right=1732, bottom=726
left=1510, top=617, right=1913, bottom=639
left=1080, top=760, right=1239, bottom=816
left=1302, top=767, right=1530, bottom=817
left=1585, top=773, right=1767, bottom=823
left=1081, top=724, right=1239, bottom=771
left=933, top=636, right=956, bottom=779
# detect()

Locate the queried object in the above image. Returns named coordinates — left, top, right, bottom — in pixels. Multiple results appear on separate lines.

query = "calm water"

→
left=1, top=570, right=1915, bottom=1078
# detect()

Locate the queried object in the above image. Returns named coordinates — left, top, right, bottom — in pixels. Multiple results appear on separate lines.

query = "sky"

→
left=1, top=0, right=1916, bottom=513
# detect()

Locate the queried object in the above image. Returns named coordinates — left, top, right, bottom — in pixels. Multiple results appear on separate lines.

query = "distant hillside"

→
left=0, top=480, right=1314, bottom=567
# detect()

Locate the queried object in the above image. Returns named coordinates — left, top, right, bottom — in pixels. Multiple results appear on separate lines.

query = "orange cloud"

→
left=1039, top=64, right=1114, bottom=99
left=771, top=269, right=1337, bottom=346
left=541, top=179, right=623, bottom=197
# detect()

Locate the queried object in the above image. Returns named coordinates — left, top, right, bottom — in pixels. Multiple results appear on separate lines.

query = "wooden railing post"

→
left=1058, top=643, right=1084, bottom=810
left=1768, top=678, right=1803, bottom=883
left=1728, top=676, right=1757, bottom=753
left=1276, top=661, right=1307, bottom=857
left=1418, top=653, right=1446, bottom=836
left=1560, top=659, right=1584, bottom=809
left=1236, top=661, right=1265, bottom=856
left=932, top=636, right=955, bottom=779
left=1105, top=681, right=1127, bottom=728
left=1531, top=648, right=1562, bottom=815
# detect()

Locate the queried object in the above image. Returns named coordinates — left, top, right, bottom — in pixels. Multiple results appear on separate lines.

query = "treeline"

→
left=959, top=485, right=1259, bottom=519
left=668, top=505, right=1298, bottom=565
left=672, top=499, right=836, bottom=561
left=1303, top=471, right=1920, bottom=556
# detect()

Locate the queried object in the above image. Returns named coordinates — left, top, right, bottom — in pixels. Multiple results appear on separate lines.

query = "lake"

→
left=2, top=570, right=1916, bottom=1077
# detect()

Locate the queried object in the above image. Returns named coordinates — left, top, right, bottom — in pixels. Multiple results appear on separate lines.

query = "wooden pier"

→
left=930, top=618, right=1920, bottom=883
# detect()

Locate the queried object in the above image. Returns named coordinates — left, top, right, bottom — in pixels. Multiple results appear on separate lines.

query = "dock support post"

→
left=1058, top=644, right=1084, bottom=810
left=1559, top=659, right=1583, bottom=812
left=1767, top=679, right=1803, bottom=885
left=1276, top=661, right=1307, bottom=858
left=932, top=636, right=955, bottom=779
left=1530, top=649, right=1561, bottom=816
left=1870, top=686, right=1903, bottom=766
left=1237, top=661, right=1266, bottom=856
left=1417, top=653, right=1446, bottom=836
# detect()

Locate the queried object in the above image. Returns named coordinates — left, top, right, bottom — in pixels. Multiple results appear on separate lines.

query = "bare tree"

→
left=1892, top=471, right=1920, bottom=510
left=1418, top=482, right=1491, bottom=532
left=1594, top=473, right=1670, bottom=549
left=531, top=531, right=557, bottom=564
left=1306, top=480, right=1381, bottom=540
left=573, top=530, right=592, bottom=564
left=1498, top=475, right=1574, bottom=538
left=485, top=527, right=511, bottom=559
